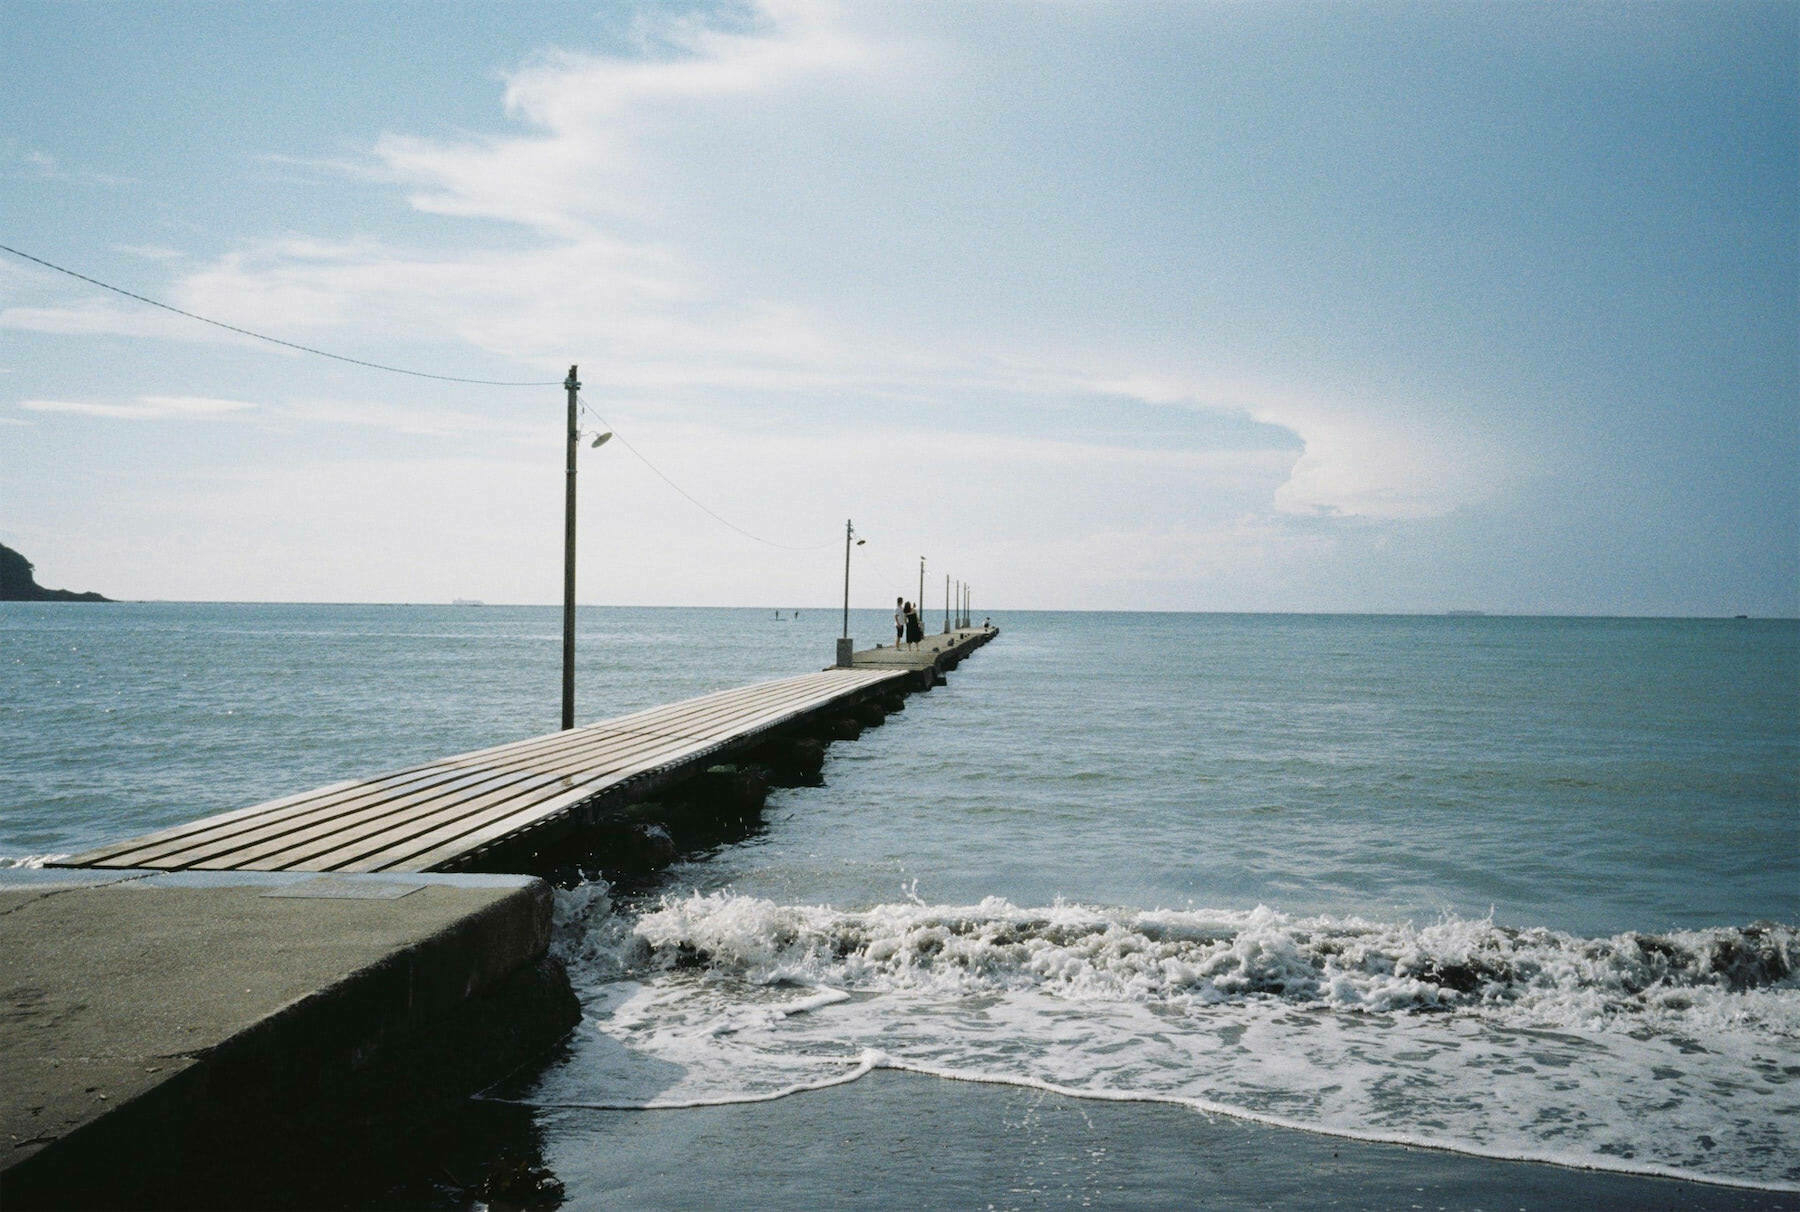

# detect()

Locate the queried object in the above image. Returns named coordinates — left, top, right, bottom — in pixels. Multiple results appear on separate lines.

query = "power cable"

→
left=4, top=241, right=858, bottom=556
left=853, top=534, right=932, bottom=603
left=0, top=242, right=561, bottom=386
left=578, top=396, right=837, bottom=552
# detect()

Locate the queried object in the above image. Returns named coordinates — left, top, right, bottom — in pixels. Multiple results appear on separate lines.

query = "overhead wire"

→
left=578, top=395, right=837, bottom=552
left=855, top=536, right=930, bottom=604
left=0, top=242, right=562, bottom=386
left=1, top=241, right=853, bottom=556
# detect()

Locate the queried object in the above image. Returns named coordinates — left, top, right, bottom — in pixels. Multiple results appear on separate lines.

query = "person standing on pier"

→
left=905, top=600, right=923, bottom=649
left=894, top=597, right=906, bottom=648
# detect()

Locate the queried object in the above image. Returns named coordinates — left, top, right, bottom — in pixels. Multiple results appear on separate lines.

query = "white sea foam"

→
left=534, top=887, right=1800, bottom=1190
left=623, top=893, right=1799, bottom=1029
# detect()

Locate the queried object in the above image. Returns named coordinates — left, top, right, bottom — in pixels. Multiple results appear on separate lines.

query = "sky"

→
left=2, top=0, right=1794, bottom=614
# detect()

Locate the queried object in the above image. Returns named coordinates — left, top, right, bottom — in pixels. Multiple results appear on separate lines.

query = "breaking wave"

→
left=535, top=886, right=1800, bottom=1190
left=0, top=854, right=70, bottom=869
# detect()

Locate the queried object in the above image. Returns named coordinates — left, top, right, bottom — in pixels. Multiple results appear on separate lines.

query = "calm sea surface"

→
left=3, top=604, right=1797, bottom=1192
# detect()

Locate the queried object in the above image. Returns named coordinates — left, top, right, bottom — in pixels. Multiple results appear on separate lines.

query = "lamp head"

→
left=591, top=431, right=613, bottom=448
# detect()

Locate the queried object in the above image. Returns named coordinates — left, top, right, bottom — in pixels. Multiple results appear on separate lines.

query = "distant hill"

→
left=0, top=543, right=112, bottom=602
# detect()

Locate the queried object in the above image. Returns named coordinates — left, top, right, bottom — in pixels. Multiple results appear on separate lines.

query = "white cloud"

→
left=376, top=0, right=873, bottom=235
left=1254, top=404, right=1516, bottom=520
left=154, top=235, right=842, bottom=388
left=0, top=6, right=997, bottom=403
left=99, top=2, right=885, bottom=390
left=1075, top=368, right=1530, bottom=521
left=19, top=395, right=257, bottom=421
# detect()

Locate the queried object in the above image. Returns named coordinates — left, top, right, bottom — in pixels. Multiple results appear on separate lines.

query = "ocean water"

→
left=3, top=604, right=1797, bottom=1194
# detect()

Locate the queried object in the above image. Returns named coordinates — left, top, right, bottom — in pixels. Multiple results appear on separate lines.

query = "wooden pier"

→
left=55, top=627, right=996, bottom=877
left=9, top=625, right=996, bottom=1204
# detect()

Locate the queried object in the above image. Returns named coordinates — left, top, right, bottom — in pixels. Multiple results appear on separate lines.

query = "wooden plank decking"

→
left=58, top=666, right=907, bottom=875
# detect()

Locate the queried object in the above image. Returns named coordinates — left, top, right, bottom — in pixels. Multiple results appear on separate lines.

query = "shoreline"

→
left=481, top=1046, right=1799, bottom=1197
left=463, top=1067, right=1800, bottom=1211
left=27, top=1049, right=1794, bottom=1209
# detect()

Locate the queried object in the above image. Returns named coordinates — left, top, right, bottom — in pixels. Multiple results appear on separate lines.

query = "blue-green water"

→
left=3, top=605, right=1796, bottom=1189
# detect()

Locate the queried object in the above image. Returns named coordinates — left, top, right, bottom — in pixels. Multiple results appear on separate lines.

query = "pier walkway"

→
left=8, top=626, right=995, bottom=1202
left=55, top=627, right=995, bottom=876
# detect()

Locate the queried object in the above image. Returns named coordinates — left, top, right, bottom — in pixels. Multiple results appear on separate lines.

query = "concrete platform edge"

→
left=1, top=871, right=579, bottom=1209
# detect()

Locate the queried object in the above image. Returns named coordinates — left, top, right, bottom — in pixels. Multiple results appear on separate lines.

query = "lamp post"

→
left=918, top=556, right=925, bottom=627
left=838, top=519, right=864, bottom=667
left=562, top=365, right=580, bottom=730
left=561, top=362, right=612, bottom=731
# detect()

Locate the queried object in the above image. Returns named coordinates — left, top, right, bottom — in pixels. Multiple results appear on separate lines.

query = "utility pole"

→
left=562, top=365, right=580, bottom=730
left=841, top=519, right=853, bottom=640
left=944, top=573, right=951, bottom=634
left=838, top=519, right=860, bottom=667
left=918, top=556, right=925, bottom=623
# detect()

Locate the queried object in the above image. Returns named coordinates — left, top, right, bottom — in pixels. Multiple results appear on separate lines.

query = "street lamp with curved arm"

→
left=837, top=519, right=866, bottom=667
left=562, top=361, right=613, bottom=731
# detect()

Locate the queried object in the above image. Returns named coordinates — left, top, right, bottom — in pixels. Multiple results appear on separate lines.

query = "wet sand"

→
left=91, top=1062, right=1799, bottom=1208
left=506, top=1068, right=1797, bottom=1210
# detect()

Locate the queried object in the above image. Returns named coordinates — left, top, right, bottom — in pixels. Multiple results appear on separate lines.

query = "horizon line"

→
left=4, top=599, right=1793, bottom=622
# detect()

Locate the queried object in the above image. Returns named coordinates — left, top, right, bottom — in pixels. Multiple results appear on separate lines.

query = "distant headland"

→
left=0, top=543, right=112, bottom=602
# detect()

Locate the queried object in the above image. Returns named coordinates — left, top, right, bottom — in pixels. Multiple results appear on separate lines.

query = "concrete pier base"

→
left=0, top=868, right=577, bottom=1209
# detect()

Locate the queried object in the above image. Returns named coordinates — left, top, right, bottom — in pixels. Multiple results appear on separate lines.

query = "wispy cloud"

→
left=20, top=395, right=258, bottom=421
left=0, top=300, right=254, bottom=344
left=276, top=397, right=540, bottom=442
left=112, top=244, right=187, bottom=262
left=16, top=148, right=136, bottom=188
left=254, top=151, right=403, bottom=185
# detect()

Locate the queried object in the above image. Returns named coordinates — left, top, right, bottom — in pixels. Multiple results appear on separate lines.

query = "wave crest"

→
left=618, top=894, right=1799, bottom=1028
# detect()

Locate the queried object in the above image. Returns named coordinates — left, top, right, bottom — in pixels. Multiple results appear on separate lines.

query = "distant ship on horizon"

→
left=451, top=598, right=485, bottom=607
